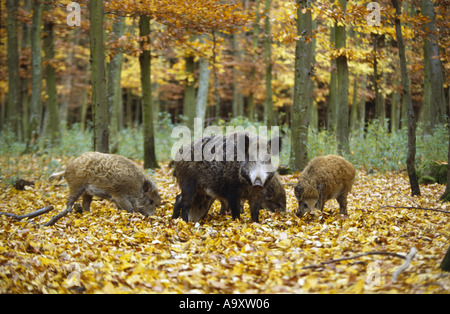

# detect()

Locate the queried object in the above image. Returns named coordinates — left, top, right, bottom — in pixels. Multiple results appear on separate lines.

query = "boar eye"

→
left=149, top=199, right=154, bottom=205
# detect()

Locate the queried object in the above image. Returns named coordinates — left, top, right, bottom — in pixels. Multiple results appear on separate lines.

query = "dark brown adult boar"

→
left=295, top=155, right=355, bottom=217
left=51, top=152, right=161, bottom=217
left=172, top=172, right=286, bottom=222
left=173, top=131, right=282, bottom=223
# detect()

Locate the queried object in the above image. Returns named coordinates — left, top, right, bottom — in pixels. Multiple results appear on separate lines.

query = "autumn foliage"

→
left=0, top=156, right=449, bottom=293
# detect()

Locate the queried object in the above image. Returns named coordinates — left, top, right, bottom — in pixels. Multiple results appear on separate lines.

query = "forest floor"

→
left=0, top=155, right=449, bottom=294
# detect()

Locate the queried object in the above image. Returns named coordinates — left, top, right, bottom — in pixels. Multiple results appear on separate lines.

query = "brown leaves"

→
left=0, top=157, right=449, bottom=293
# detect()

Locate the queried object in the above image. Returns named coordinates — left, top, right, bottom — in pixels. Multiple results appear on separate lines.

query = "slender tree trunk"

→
left=392, top=0, right=420, bottom=196
left=28, top=0, right=43, bottom=145
left=183, top=55, right=196, bottom=130
left=6, top=0, right=20, bottom=136
left=373, top=33, right=385, bottom=124
left=264, top=0, right=275, bottom=126
left=420, top=0, right=446, bottom=133
left=247, top=0, right=260, bottom=122
left=327, top=26, right=337, bottom=131
left=232, top=33, right=244, bottom=117
left=335, top=0, right=349, bottom=155
left=440, top=245, right=450, bottom=271
left=290, top=0, right=312, bottom=171
left=441, top=116, right=450, bottom=202
left=90, top=0, right=108, bottom=153
left=196, top=55, right=210, bottom=122
left=43, top=4, right=60, bottom=146
left=107, top=15, right=125, bottom=153
left=139, top=15, right=158, bottom=169
left=20, top=0, right=32, bottom=141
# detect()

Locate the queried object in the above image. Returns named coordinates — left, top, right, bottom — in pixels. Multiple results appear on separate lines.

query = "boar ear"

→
left=317, top=183, right=324, bottom=192
left=142, top=180, right=152, bottom=193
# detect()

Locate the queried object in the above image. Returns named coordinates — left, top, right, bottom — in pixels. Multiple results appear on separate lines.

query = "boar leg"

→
left=67, top=186, right=86, bottom=212
left=179, top=184, right=197, bottom=222
left=172, top=194, right=182, bottom=219
left=113, top=197, right=134, bottom=213
left=225, top=191, right=241, bottom=221
left=336, top=193, right=348, bottom=215
left=82, top=193, right=93, bottom=212
left=250, top=203, right=260, bottom=223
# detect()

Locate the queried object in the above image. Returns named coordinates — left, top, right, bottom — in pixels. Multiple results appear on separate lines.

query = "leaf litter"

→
left=0, top=156, right=449, bottom=293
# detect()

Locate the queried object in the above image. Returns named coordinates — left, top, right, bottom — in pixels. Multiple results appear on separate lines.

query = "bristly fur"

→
left=173, top=131, right=283, bottom=223
left=295, top=155, right=355, bottom=217
left=57, top=152, right=161, bottom=217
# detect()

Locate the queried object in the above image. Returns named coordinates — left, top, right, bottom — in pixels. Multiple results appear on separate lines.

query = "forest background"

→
left=0, top=0, right=449, bottom=185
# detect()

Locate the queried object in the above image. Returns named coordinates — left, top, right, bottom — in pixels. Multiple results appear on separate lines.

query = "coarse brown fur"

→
left=173, top=131, right=282, bottom=223
left=54, top=152, right=161, bottom=217
left=294, top=155, right=355, bottom=217
left=173, top=173, right=286, bottom=222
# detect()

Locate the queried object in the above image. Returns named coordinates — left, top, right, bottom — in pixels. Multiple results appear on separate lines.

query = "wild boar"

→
left=173, top=131, right=282, bottom=223
left=172, top=172, right=286, bottom=222
left=295, top=155, right=355, bottom=217
left=51, top=152, right=161, bottom=217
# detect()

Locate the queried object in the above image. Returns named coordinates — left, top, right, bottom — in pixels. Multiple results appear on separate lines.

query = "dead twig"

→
left=378, top=205, right=450, bottom=214
left=391, top=247, right=418, bottom=282
left=0, top=206, right=54, bottom=221
left=302, top=251, right=406, bottom=270
left=43, top=208, right=70, bottom=227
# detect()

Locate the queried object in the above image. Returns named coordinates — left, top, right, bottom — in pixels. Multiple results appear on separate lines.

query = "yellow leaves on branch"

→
left=105, top=0, right=252, bottom=34
left=0, top=157, right=449, bottom=294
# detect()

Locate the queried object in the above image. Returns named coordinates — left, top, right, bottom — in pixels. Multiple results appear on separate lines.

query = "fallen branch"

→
left=43, top=208, right=70, bottom=227
left=302, top=251, right=406, bottom=270
left=378, top=205, right=450, bottom=214
left=0, top=206, right=54, bottom=221
left=391, top=247, right=418, bottom=282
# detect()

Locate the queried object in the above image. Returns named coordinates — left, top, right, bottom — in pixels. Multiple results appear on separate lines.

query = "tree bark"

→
left=196, top=55, right=210, bottom=122
left=183, top=55, right=196, bottom=130
left=28, top=0, right=43, bottom=145
left=139, top=15, right=159, bottom=169
left=107, top=15, right=125, bottom=153
left=90, top=0, right=109, bottom=153
left=335, top=0, right=349, bottom=155
left=440, top=245, right=450, bottom=272
left=392, top=0, right=420, bottom=196
left=6, top=0, right=20, bottom=136
left=264, top=0, right=275, bottom=126
left=290, top=0, right=312, bottom=171
left=420, top=0, right=446, bottom=133
left=43, top=4, right=60, bottom=146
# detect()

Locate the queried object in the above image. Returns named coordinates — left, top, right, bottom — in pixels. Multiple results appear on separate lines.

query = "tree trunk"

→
left=90, top=0, right=108, bottom=153
left=107, top=15, right=125, bottom=153
left=28, top=0, right=43, bottom=145
left=441, top=117, right=450, bottom=202
left=327, top=26, right=337, bottom=131
left=373, top=33, right=385, bottom=124
left=196, top=56, right=210, bottom=122
left=335, top=0, right=349, bottom=155
left=440, top=245, right=450, bottom=272
left=420, top=0, right=446, bottom=133
left=264, top=0, right=275, bottom=126
left=139, top=15, right=159, bottom=169
left=232, top=33, right=244, bottom=117
left=392, top=0, right=420, bottom=196
left=20, top=0, right=32, bottom=141
left=183, top=55, right=196, bottom=130
left=6, top=0, right=20, bottom=136
left=43, top=4, right=60, bottom=146
left=290, top=0, right=312, bottom=171
left=247, top=0, right=260, bottom=122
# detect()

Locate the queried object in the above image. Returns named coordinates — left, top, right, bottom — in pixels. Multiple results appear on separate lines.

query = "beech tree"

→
left=290, top=0, right=313, bottom=171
